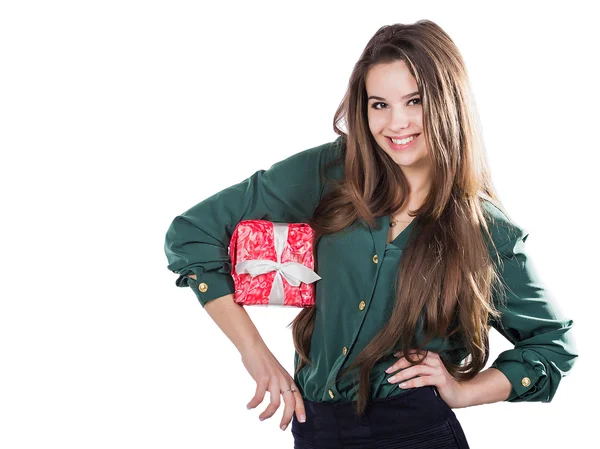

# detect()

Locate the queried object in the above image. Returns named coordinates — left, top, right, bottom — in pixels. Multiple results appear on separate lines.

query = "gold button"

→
left=521, top=377, right=531, bottom=387
left=198, top=282, right=208, bottom=292
left=328, top=389, right=334, bottom=399
left=372, top=254, right=378, bottom=263
left=359, top=300, right=366, bottom=311
left=342, top=346, right=348, bottom=355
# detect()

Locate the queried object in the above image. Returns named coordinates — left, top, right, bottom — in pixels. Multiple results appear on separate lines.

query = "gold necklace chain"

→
left=389, top=215, right=413, bottom=227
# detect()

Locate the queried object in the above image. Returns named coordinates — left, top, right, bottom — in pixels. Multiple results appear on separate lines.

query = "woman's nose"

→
left=388, top=109, right=410, bottom=129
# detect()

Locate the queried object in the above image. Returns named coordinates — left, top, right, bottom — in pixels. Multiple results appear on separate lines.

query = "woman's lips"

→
left=387, top=134, right=419, bottom=150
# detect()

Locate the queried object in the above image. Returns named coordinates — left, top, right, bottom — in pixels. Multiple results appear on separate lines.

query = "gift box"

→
left=228, top=220, right=321, bottom=307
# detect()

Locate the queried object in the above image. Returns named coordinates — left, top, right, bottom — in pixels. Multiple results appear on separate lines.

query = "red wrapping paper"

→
left=228, top=220, right=320, bottom=307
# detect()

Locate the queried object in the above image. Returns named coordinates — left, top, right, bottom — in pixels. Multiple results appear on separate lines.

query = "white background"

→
left=1, top=1, right=597, bottom=448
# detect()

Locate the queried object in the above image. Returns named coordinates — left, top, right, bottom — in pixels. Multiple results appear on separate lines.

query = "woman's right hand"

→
left=241, top=345, right=307, bottom=431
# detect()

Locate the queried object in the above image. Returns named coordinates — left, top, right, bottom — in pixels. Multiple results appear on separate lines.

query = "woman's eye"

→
left=371, top=98, right=421, bottom=110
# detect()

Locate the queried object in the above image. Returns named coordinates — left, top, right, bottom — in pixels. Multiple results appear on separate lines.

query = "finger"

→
left=392, top=349, right=428, bottom=364
left=386, top=352, right=427, bottom=374
left=393, top=349, right=421, bottom=358
left=399, top=374, right=444, bottom=389
left=294, top=392, right=306, bottom=423
left=259, top=377, right=281, bottom=421
left=385, top=356, right=410, bottom=373
left=392, top=349, right=436, bottom=367
left=388, top=365, right=437, bottom=384
left=279, top=385, right=297, bottom=431
left=247, top=379, right=268, bottom=410
left=426, top=352, right=443, bottom=367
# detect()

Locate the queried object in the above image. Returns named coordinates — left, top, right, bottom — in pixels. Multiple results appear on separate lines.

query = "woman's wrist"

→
left=460, top=368, right=512, bottom=407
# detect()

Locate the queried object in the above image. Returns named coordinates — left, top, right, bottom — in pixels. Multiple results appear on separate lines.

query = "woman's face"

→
left=366, top=60, right=430, bottom=171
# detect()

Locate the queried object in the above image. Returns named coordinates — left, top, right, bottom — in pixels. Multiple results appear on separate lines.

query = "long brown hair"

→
left=289, top=19, right=511, bottom=416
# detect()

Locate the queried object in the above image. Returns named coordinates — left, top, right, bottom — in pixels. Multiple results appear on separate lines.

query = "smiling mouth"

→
left=386, top=134, right=419, bottom=150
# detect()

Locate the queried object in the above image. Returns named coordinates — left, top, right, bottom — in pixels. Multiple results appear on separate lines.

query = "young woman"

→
left=164, top=20, right=577, bottom=448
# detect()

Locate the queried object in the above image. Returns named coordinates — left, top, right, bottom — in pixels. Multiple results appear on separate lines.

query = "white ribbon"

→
left=234, top=223, right=321, bottom=305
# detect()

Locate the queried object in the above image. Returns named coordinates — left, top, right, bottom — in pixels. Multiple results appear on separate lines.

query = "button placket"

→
left=325, top=231, right=382, bottom=403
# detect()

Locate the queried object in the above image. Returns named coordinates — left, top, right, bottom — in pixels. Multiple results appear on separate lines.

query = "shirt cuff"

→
left=490, top=358, right=540, bottom=402
left=175, top=267, right=236, bottom=308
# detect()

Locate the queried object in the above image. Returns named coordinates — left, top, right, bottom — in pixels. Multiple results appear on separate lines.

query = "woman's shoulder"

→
left=330, top=135, right=347, bottom=162
left=300, top=135, right=345, bottom=166
left=480, top=198, right=528, bottom=254
left=320, top=135, right=346, bottom=180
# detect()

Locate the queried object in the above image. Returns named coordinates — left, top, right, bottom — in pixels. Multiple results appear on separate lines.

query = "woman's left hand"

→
left=385, top=349, right=471, bottom=409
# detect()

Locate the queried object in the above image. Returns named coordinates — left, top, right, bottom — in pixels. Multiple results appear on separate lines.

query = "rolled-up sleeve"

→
left=489, top=225, right=578, bottom=402
left=164, top=138, right=343, bottom=307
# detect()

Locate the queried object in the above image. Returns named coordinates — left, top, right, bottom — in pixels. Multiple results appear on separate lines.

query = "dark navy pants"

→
left=291, top=386, right=470, bottom=449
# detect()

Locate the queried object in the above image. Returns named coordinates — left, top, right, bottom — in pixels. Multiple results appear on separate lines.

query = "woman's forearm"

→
left=461, top=367, right=512, bottom=407
left=189, top=274, right=268, bottom=356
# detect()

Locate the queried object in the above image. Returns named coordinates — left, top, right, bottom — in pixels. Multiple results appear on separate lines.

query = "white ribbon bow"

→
left=234, top=223, right=321, bottom=305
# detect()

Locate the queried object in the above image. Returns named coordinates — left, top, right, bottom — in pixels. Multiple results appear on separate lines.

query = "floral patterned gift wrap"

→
left=228, top=220, right=320, bottom=308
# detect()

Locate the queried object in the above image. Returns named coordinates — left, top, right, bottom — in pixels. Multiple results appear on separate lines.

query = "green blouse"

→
left=164, top=136, right=577, bottom=404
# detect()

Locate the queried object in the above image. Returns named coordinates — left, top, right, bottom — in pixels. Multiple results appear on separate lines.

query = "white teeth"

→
left=391, top=135, right=416, bottom=145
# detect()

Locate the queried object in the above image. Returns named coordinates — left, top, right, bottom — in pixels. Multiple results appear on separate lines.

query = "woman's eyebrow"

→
left=368, top=91, right=420, bottom=101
